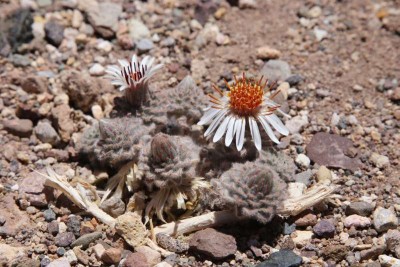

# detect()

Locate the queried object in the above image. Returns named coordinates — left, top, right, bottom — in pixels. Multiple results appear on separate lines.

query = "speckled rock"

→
left=373, top=207, right=398, bottom=232
left=256, top=249, right=302, bottom=267
left=344, top=215, right=371, bottom=228
left=345, top=201, right=374, bottom=216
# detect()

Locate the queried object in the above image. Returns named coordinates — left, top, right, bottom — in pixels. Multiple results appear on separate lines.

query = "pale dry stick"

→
left=154, top=183, right=337, bottom=237
left=35, top=167, right=117, bottom=227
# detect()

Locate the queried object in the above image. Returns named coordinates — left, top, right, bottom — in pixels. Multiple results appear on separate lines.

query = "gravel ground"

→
left=0, top=0, right=399, bottom=266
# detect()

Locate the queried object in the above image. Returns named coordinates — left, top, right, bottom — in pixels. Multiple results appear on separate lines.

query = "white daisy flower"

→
left=198, top=73, right=290, bottom=151
left=105, top=54, right=163, bottom=108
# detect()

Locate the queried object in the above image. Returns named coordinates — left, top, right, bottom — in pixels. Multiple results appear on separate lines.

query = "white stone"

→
left=331, top=112, right=340, bottom=126
left=314, top=27, right=328, bottom=42
left=292, top=230, right=313, bottom=247
left=32, top=21, right=45, bottom=39
left=344, top=215, right=371, bottom=228
left=347, top=115, right=358, bottom=125
left=129, top=19, right=150, bottom=41
left=89, top=63, right=105, bottom=76
left=92, top=243, right=105, bottom=259
left=370, top=153, right=390, bottom=168
left=64, top=250, right=77, bottom=264
left=59, top=222, right=68, bottom=233
left=91, top=104, right=104, bottom=120
left=155, top=263, right=173, bottom=267
left=285, top=115, right=309, bottom=134
left=295, top=154, right=310, bottom=168
left=288, top=182, right=306, bottom=198
left=96, top=40, right=113, bottom=52
left=72, top=9, right=83, bottom=28
left=379, top=255, right=400, bottom=267
left=239, top=0, right=257, bottom=9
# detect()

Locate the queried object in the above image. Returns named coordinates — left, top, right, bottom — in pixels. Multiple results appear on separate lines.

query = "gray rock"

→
left=43, top=208, right=56, bottom=222
left=100, top=197, right=125, bottom=217
left=3, top=119, right=33, bottom=137
left=306, top=132, right=362, bottom=171
left=260, top=60, right=291, bottom=81
left=71, top=232, right=102, bottom=249
left=87, top=2, right=122, bottom=38
left=385, top=229, right=400, bottom=258
left=345, top=201, right=374, bottom=216
left=8, top=54, right=31, bottom=67
left=189, top=228, right=236, bottom=260
left=45, top=20, right=64, bottom=47
left=128, top=19, right=150, bottom=42
left=136, top=39, right=154, bottom=53
left=285, top=115, right=308, bottom=134
left=285, top=74, right=304, bottom=86
left=257, top=249, right=302, bottom=267
left=66, top=216, right=81, bottom=237
left=313, top=219, right=335, bottom=238
left=55, top=232, right=76, bottom=247
left=294, top=170, right=313, bottom=186
left=373, top=207, right=398, bottom=232
left=160, top=37, right=176, bottom=47
left=35, top=121, right=60, bottom=145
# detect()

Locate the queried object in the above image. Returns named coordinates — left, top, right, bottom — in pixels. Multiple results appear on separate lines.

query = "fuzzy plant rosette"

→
left=39, top=54, right=336, bottom=252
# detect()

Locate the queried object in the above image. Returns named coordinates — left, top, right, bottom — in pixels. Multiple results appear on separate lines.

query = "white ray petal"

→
left=198, top=108, right=220, bottom=125
left=118, top=59, right=129, bottom=67
left=131, top=54, right=138, bottom=66
left=146, top=57, right=155, bottom=68
left=258, top=116, right=280, bottom=144
left=213, top=115, right=231, bottom=142
left=225, top=117, right=236, bottom=146
left=140, top=56, right=150, bottom=68
left=204, top=110, right=227, bottom=137
left=236, top=118, right=246, bottom=151
left=277, top=108, right=291, bottom=118
left=249, top=117, right=262, bottom=151
left=266, top=114, right=289, bottom=136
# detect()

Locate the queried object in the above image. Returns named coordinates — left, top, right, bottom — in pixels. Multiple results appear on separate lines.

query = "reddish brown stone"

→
left=189, top=228, right=237, bottom=260
left=306, top=132, right=362, bottom=171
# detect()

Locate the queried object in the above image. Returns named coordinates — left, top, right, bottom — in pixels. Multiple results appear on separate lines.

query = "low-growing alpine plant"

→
left=77, top=53, right=295, bottom=225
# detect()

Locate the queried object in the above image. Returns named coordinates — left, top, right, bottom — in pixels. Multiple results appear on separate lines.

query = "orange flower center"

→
left=228, top=75, right=264, bottom=116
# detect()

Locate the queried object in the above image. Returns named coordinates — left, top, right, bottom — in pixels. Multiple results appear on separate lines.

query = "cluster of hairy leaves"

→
left=212, top=161, right=287, bottom=224
left=78, top=117, right=154, bottom=168
left=142, top=76, right=209, bottom=130
left=138, top=133, right=201, bottom=190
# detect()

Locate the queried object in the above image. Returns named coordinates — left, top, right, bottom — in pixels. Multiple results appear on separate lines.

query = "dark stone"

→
left=194, top=1, right=217, bottom=25
left=0, top=8, right=33, bottom=56
left=256, top=249, right=302, bottom=267
left=360, top=245, right=386, bottom=261
left=345, top=201, right=374, bottom=216
left=285, top=74, right=304, bottom=86
left=66, top=216, right=81, bottom=236
left=71, top=232, right=102, bottom=249
left=43, top=208, right=56, bottom=222
left=8, top=54, right=31, bottom=67
left=40, top=257, right=51, bottom=267
left=56, top=247, right=65, bottom=256
left=306, top=132, right=362, bottom=171
left=189, top=228, right=237, bottom=260
left=47, top=220, right=59, bottom=235
left=322, top=245, right=348, bottom=261
left=55, top=232, right=75, bottom=247
left=283, top=222, right=296, bottom=235
left=313, top=219, right=335, bottom=238
left=44, top=20, right=64, bottom=47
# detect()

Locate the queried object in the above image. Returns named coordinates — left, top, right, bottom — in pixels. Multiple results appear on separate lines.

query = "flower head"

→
left=198, top=73, right=289, bottom=151
left=105, top=55, right=163, bottom=108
